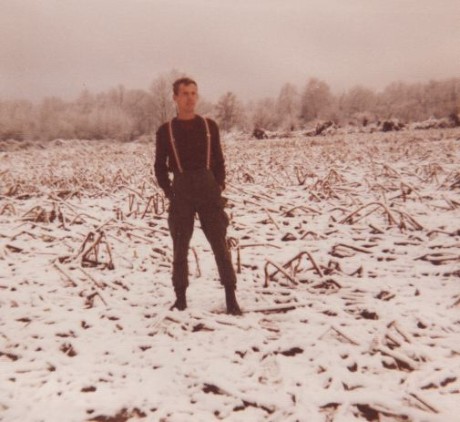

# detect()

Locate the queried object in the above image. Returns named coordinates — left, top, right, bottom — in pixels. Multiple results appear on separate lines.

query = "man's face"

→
left=174, top=83, right=198, bottom=115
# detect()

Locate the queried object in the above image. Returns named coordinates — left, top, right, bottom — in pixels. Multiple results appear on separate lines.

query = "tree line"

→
left=1, top=70, right=459, bottom=142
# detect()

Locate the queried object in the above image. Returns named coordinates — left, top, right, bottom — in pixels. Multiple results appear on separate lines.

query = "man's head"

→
left=173, top=77, right=198, bottom=118
left=173, top=77, right=197, bottom=96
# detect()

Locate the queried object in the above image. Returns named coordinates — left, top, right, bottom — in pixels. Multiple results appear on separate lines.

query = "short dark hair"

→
left=173, top=77, right=197, bottom=95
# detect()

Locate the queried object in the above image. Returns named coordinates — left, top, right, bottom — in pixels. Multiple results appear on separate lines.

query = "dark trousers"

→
left=168, top=169, right=236, bottom=292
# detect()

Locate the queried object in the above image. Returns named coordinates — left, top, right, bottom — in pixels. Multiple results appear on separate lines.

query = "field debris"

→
left=1, top=130, right=459, bottom=421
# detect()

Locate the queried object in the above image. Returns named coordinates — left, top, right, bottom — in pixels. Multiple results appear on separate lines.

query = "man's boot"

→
left=171, top=288, right=187, bottom=311
left=225, top=285, right=242, bottom=315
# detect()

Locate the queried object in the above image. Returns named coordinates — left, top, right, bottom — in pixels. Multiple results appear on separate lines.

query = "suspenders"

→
left=168, top=115, right=211, bottom=174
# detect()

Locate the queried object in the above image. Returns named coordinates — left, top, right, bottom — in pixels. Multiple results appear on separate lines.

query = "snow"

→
left=1, top=129, right=460, bottom=421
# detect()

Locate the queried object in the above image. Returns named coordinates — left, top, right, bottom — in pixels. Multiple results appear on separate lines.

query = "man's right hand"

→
left=164, top=188, right=173, bottom=200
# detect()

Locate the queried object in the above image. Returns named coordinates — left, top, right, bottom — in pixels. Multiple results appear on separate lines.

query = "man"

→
left=154, top=77, right=242, bottom=315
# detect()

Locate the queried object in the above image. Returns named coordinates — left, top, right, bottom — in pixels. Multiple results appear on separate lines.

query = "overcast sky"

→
left=1, top=0, right=459, bottom=103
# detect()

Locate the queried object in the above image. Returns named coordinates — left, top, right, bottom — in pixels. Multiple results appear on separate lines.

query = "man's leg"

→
left=168, top=197, right=195, bottom=310
left=198, top=200, right=241, bottom=315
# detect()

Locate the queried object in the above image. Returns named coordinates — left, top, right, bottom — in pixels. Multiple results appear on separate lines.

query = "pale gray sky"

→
left=1, top=0, right=459, bottom=102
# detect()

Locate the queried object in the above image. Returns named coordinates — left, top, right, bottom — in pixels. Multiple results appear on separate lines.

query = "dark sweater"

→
left=154, top=116, right=226, bottom=197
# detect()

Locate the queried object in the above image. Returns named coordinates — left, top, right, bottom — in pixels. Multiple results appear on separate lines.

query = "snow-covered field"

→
left=1, top=129, right=459, bottom=422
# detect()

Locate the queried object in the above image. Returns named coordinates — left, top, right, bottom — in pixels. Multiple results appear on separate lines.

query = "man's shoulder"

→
left=202, top=116, right=219, bottom=130
left=156, top=121, right=171, bottom=136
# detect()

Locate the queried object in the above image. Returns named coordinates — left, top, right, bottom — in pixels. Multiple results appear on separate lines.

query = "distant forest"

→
left=1, top=70, right=459, bottom=141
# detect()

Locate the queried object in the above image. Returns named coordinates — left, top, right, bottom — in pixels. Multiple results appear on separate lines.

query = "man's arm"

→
left=154, top=125, right=173, bottom=198
left=209, top=119, right=226, bottom=190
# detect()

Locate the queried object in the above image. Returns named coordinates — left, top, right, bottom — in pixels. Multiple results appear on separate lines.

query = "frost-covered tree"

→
left=340, top=86, right=377, bottom=117
left=122, top=89, right=155, bottom=137
left=0, top=99, right=36, bottom=141
left=276, top=83, right=300, bottom=130
left=38, top=97, right=75, bottom=140
left=75, top=89, right=95, bottom=114
left=196, top=97, right=215, bottom=118
left=150, top=69, right=184, bottom=129
left=249, top=97, right=278, bottom=130
left=215, top=92, right=244, bottom=132
left=300, top=78, right=334, bottom=122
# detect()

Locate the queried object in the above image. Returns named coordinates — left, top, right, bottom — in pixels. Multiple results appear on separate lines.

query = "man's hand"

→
left=164, top=188, right=173, bottom=200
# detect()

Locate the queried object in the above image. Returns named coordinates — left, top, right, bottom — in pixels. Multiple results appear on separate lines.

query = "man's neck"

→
left=177, top=112, right=196, bottom=121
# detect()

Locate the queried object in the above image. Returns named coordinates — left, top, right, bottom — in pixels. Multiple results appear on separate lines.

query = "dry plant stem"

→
left=0, top=203, right=16, bottom=215
left=384, top=334, right=401, bottom=348
left=449, top=297, right=460, bottom=308
left=106, top=233, right=129, bottom=245
left=53, top=262, right=78, bottom=287
left=263, top=208, right=280, bottom=230
left=153, top=194, right=165, bottom=215
left=415, top=253, right=460, bottom=264
left=295, top=167, right=308, bottom=185
left=264, top=260, right=299, bottom=287
left=340, top=202, right=398, bottom=225
left=79, top=267, right=105, bottom=289
left=114, top=220, right=164, bottom=233
left=282, top=205, right=321, bottom=216
left=139, top=193, right=166, bottom=216
left=48, top=197, right=100, bottom=221
left=318, top=326, right=360, bottom=346
left=395, top=210, right=424, bottom=230
left=284, top=251, right=323, bottom=277
left=368, top=224, right=384, bottom=234
left=375, top=345, right=418, bottom=371
left=203, top=382, right=275, bottom=415
left=381, top=163, right=400, bottom=177
left=301, top=231, right=326, bottom=240
left=77, top=232, right=96, bottom=257
left=69, top=213, right=92, bottom=225
left=101, top=234, right=114, bottom=268
left=21, top=205, right=43, bottom=220
left=441, top=195, right=459, bottom=210
left=330, top=326, right=360, bottom=345
left=111, top=184, right=144, bottom=198
left=325, top=168, right=344, bottom=183
left=123, top=231, right=155, bottom=243
left=79, top=231, right=114, bottom=268
left=10, top=230, right=37, bottom=241
left=191, top=247, right=201, bottom=277
left=140, top=196, right=153, bottom=219
left=407, top=393, right=439, bottom=414
left=334, top=243, right=372, bottom=254
left=388, top=321, right=413, bottom=343
left=239, top=185, right=276, bottom=201
left=328, top=206, right=350, bottom=215
left=236, top=246, right=241, bottom=274
left=246, top=304, right=300, bottom=313
left=94, top=218, right=117, bottom=232
left=307, top=190, right=322, bottom=202
left=243, top=199, right=279, bottom=214
left=128, top=193, right=136, bottom=212
left=239, top=243, right=281, bottom=250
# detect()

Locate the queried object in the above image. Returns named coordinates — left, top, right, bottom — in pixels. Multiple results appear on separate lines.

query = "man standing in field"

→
left=154, top=77, right=242, bottom=315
